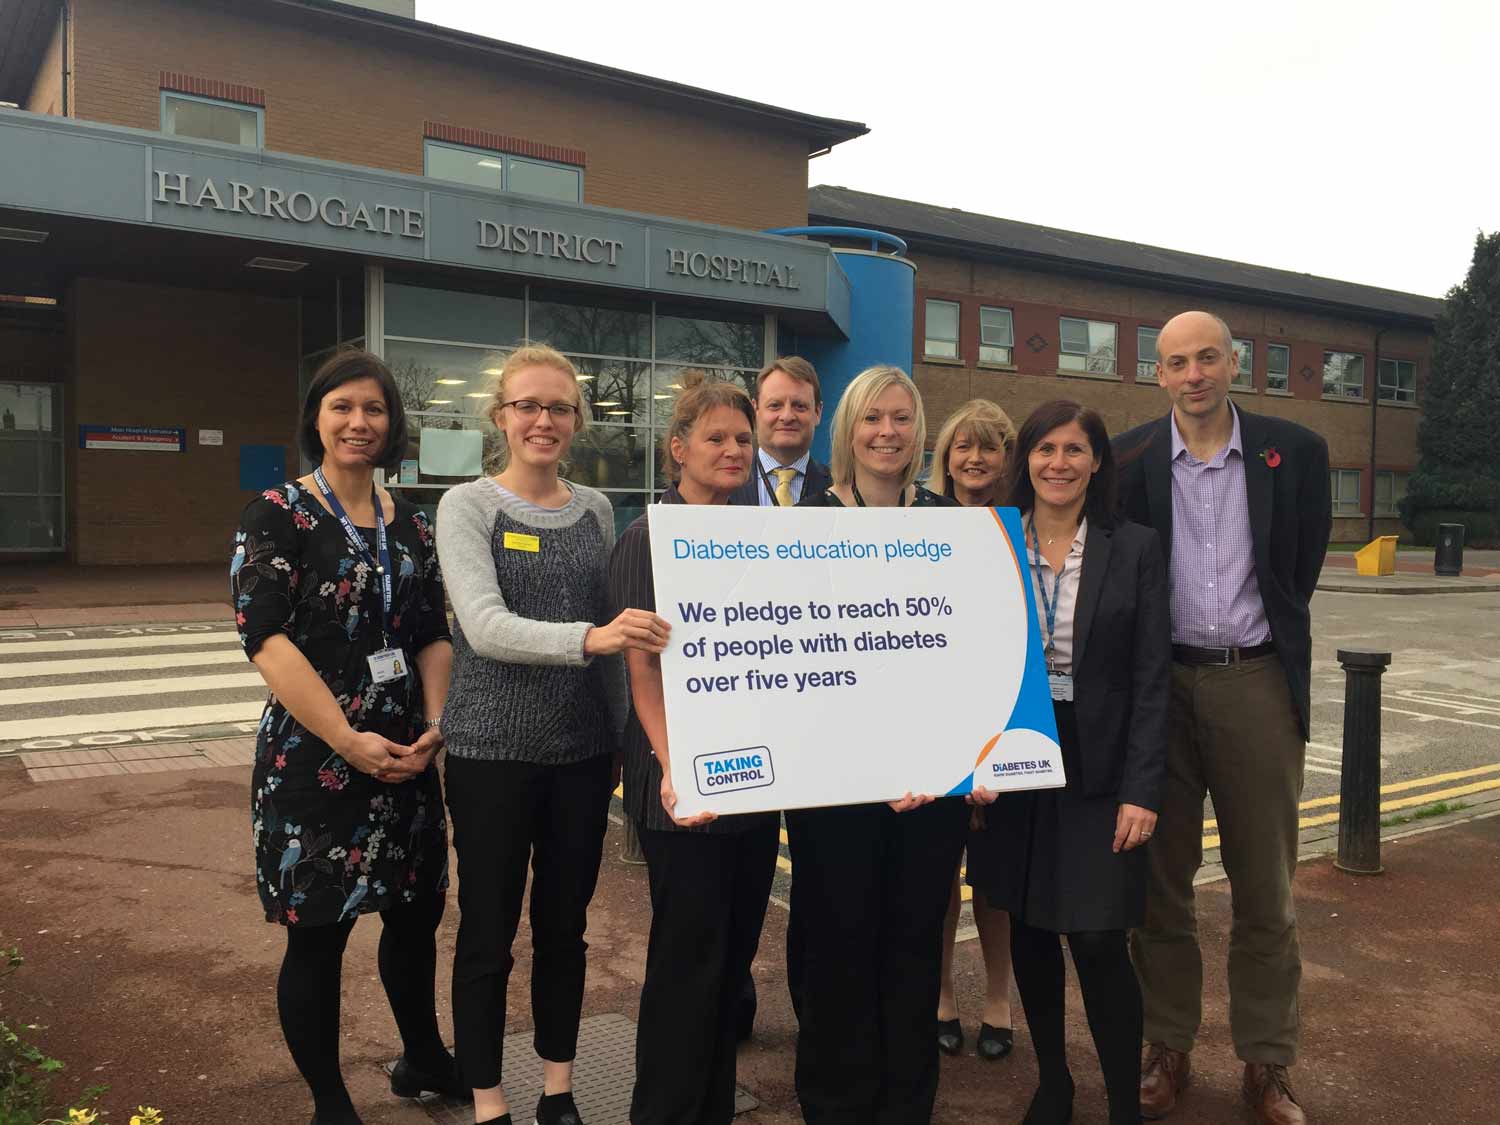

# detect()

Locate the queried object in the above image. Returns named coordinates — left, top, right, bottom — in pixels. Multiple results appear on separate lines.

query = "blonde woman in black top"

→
left=792, top=365, right=971, bottom=1124
left=608, top=373, right=780, bottom=1125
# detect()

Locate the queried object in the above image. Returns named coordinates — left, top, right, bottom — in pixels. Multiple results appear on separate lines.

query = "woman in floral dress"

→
left=233, top=349, right=460, bottom=1125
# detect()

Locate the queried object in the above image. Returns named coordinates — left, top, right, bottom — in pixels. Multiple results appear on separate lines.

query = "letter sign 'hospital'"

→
left=664, top=247, right=800, bottom=290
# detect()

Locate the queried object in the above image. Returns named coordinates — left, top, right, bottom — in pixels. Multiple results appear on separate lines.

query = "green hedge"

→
left=1409, top=509, right=1500, bottom=548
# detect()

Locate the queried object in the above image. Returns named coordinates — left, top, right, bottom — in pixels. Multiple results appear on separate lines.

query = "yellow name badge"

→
left=503, top=531, right=541, bottom=553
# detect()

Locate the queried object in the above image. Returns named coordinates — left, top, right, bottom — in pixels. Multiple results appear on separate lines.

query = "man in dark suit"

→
left=1117, top=311, right=1331, bottom=1125
left=728, top=356, right=828, bottom=1042
left=730, top=355, right=830, bottom=508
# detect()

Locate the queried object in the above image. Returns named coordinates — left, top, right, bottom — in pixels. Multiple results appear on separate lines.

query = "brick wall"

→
left=68, top=0, right=811, bottom=231
left=911, top=250, right=1431, bottom=534
left=68, top=277, right=298, bottom=564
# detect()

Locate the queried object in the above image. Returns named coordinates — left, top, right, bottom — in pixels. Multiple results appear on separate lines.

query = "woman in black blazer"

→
left=968, top=400, right=1170, bottom=1125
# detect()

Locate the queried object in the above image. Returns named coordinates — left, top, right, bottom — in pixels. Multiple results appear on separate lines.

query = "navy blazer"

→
left=1066, top=519, right=1172, bottom=809
left=729, top=456, right=832, bottom=507
left=1113, top=405, right=1332, bottom=740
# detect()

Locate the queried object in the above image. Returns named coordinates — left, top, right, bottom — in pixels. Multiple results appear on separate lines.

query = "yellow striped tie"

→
left=773, top=467, right=797, bottom=507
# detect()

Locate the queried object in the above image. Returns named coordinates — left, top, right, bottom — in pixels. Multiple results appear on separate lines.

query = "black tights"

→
left=277, top=893, right=450, bottom=1123
left=1010, top=918, right=1143, bottom=1125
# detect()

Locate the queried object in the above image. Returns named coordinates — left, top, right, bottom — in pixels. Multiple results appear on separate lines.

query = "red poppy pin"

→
left=1260, top=447, right=1282, bottom=468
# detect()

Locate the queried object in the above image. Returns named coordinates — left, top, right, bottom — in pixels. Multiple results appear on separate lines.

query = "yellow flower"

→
left=128, top=1109, right=164, bottom=1125
left=67, top=1110, right=99, bottom=1125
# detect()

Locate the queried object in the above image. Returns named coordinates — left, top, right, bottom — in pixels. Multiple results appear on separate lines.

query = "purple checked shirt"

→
left=1168, top=408, right=1271, bottom=648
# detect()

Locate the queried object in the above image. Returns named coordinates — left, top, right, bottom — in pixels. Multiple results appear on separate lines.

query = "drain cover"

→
left=388, top=1013, right=759, bottom=1123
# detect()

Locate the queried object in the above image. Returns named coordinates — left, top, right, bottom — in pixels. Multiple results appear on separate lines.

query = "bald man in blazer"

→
left=1116, top=311, right=1330, bottom=1125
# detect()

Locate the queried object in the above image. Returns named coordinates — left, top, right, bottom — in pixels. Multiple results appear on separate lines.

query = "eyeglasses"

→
left=500, top=399, right=580, bottom=420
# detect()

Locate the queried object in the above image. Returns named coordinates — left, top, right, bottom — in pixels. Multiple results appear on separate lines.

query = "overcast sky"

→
left=422, top=0, right=1494, bottom=299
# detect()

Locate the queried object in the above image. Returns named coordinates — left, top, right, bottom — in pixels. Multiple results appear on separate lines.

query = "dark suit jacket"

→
left=1069, top=520, right=1172, bottom=809
left=1114, top=405, right=1332, bottom=739
left=729, top=455, right=831, bottom=507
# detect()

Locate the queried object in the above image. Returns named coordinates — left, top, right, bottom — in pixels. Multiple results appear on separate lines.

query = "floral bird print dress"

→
left=233, top=483, right=451, bottom=926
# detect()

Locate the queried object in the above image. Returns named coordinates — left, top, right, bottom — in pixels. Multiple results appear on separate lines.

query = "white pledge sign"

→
left=648, top=505, right=1064, bottom=817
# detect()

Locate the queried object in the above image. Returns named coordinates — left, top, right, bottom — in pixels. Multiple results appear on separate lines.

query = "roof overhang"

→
left=0, top=109, right=852, bottom=336
left=0, top=0, right=62, bottom=105
left=810, top=188, right=1441, bottom=331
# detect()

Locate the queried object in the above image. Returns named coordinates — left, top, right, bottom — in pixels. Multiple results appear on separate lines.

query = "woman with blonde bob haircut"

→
left=824, top=364, right=930, bottom=501
left=437, top=341, right=670, bottom=1125
left=790, top=364, right=971, bottom=1123
left=928, top=398, right=1020, bottom=1064
left=929, top=398, right=1017, bottom=506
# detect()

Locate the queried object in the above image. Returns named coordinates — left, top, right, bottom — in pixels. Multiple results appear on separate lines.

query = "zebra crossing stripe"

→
left=0, top=650, right=247, bottom=679
left=0, top=632, right=240, bottom=655
left=0, top=702, right=269, bottom=741
left=0, top=671, right=267, bottom=707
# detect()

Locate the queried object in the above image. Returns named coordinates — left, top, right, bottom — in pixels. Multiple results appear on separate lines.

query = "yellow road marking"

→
left=1203, top=762, right=1500, bottom=830
left=1202, top=776, right=1500, bottom=850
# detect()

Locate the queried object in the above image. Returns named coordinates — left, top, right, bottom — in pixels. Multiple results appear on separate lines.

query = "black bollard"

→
left=1335, top=649, right=1392, bottom=875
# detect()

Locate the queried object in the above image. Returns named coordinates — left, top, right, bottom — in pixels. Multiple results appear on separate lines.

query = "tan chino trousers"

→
left=1130, top=654, right=1305, bottom=1066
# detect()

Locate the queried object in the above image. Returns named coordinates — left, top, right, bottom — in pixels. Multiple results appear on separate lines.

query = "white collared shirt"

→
left=755, top=448, right=812, bottom=507
left=1027, top=516, right=1088, bottom=675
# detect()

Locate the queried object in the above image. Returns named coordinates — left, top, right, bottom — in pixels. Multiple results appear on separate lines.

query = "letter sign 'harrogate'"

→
left=153, top=171, right=425, bottom=238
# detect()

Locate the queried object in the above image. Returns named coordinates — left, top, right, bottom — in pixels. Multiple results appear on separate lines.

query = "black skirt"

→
left=967, top=702, right=1146, bottom=934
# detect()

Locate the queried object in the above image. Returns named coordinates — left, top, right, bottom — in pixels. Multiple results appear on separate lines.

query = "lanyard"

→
left=313, top=468, right=393, bottom=635
left=850, top=480, right=911, bottom=508
left=1028, top=518, right=1066, bottom=670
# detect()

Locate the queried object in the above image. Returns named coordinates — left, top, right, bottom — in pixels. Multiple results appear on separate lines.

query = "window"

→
left=1059, top=317, right=1117, bottom=376
left=160, top=92, right=261, bottom=146
left=1375, top=470, right=1409, bottom=517
left=1233, top=338, right=1254, bottom=388
left=1331, top=469, right=1362, bottom=515
left=924, top=299, right=960, bottom=359
left=1136, top=327, right=1160, bottom=379
left=1378, top=358, right=1416, bottom=404
left=423, top=140, right=583, bottom=203
left=1323, top=351, right=1366, bottom=399
left=979, top=306, right=1014, bottom=365
left=1267, top=344, right=1291, bottom=392
left=0, top=383, right=64, bottom=550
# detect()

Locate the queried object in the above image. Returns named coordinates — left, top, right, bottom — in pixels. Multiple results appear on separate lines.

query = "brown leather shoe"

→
left=1140, top=1043, right=1191, bottom=1119
left=1242, top=1062, right=1306, bottom=1124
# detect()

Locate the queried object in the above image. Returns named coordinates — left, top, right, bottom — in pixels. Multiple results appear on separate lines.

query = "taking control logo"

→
left=693, top=745, right=775, bottom=796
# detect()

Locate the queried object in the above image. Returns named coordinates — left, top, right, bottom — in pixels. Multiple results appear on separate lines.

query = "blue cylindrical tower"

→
left=766, top=228, right=915, bottom=465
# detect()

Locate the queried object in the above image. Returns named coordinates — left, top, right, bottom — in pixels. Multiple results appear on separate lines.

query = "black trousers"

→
left=1011, top=919, right=1143, bottom=1125
left=630, top=820, right=779, bottom=1125
left=445, top=752, right=613, bottom=1090
left=786, top=799, right=968, bottom=1125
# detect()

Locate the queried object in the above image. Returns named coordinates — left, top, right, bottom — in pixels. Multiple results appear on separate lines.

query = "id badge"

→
left=1047, top=671, right=1074, bottom=702
left=367, top=647, right=408, bottom=684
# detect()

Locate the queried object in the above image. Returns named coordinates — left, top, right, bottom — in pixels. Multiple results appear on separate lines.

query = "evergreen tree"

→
left=1404, top=231, right=1500, bottom=542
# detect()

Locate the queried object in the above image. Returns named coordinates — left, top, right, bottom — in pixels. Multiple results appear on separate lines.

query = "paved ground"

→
left=2, top=762, right=1496, bottom=1125
left=2, top=562, right=1499, bottom=1122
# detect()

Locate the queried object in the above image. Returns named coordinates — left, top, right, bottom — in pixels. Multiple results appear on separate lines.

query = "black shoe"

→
left=535, top=1091, right=584, bottom=1125
left=389, top=1054, right=470, bottom=1101
left=937, top=1017, right=964, bottom=1056
left=309, top=1112, right=362, bottom=1125
left=977, top=1022, right=1014, bottom=1061
left=1020, top=1077, right=1074, bottom=1125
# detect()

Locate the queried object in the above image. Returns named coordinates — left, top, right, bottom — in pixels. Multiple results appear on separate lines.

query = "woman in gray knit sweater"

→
left=435, top=345, right=671, bottom=1125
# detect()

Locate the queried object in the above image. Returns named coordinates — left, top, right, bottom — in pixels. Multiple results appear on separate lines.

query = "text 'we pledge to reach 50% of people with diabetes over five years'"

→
left=647, top=505, right=1064, bottom=818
